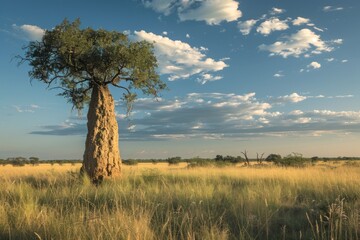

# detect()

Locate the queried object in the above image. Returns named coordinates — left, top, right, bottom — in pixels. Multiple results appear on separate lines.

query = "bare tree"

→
left=256, top=152, right=265, bottom=164
left=241, top=150, right=250, bottom=166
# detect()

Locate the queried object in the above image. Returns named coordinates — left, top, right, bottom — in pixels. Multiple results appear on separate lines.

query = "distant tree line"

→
left=0, top=157, right=82, bottom=166
left=2, top=154, right=360, bottom=167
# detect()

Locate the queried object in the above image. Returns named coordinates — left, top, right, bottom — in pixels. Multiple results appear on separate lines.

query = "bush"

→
left=265, top=154, right=282, bottom=163
left=274, top=153, right=309, bottom=167
left=123, top=159, right=139, bottom=166
left=167, top=157, right=182, bottom=165
left=29, top=157, right=40, bottom=166
left=187, top=159, right=214, bottom=168
left=311, top=156, right=319, bottom=163
left=215, top=155, right=242, bottom=164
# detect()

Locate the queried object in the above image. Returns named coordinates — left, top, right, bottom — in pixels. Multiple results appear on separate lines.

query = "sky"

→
left=1, top=0, right=360, bottom=160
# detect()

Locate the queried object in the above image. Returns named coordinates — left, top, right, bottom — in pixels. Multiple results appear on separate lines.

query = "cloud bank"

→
left=31, top=92, right=360, bottom=140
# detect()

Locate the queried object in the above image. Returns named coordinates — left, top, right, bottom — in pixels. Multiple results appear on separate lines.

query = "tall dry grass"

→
left=0, top=162, right=359, bottom=239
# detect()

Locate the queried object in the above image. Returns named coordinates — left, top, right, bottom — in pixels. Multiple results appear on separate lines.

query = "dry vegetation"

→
left=0, top=162, right=359, bottom=239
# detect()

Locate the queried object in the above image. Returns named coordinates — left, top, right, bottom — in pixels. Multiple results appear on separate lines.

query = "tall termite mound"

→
left=82, top=84, right=121, bottom=183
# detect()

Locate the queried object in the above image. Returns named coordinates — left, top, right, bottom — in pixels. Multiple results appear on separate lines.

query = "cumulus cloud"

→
left=143, top=0, right=242, bottom=25
left=178, top=0, right=242, bottom=25
left=256, top=18, right=289, bottom=36
left=323, top=6, right=344, bottom=12
left=259, top=28, right=333, bottom=58
left=332, top=39, right=343, bottom=44
left=292, top=17, right=310, bottom=26
left=274, top=93, right=307, bottom=104
left=134, top=30, right=228, bottom=81
left=11, top=24, right=45, bottom=41
left=270, top=7, right=285, bottom=15
left=237, top=19, right=258, bottom=35
left=308, top=61, right=321, bottom=69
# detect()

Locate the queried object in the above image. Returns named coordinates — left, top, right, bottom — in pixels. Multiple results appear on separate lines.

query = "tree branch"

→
left=111, top=82, right=131, bottom=95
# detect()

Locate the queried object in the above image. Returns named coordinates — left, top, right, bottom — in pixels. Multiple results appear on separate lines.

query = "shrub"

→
left=275, top=153, right=309, bottom=167
left=265, top=154, right=282, bottom=163
left=187, top=159, right=214, bottom=168
left=123, top=159, right=139, bottom=166
left=215, top=155, right=242, bottom=164
left=29, top=157, right=40, bottom=166
left=167, top=157, right=182, bottom=165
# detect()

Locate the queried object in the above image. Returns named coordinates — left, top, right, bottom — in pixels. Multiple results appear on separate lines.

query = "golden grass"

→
left=0, top=161, right=359, bottom=239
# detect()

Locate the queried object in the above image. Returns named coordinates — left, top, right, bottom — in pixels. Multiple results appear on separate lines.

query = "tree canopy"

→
left=19, top=18, right=166, bottom=111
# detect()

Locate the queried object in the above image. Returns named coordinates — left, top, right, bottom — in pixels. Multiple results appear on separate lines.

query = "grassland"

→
left=0, top=162, right=359, bottom=240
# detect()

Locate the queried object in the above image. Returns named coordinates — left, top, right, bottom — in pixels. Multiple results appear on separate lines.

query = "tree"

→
left=256, top=152, right=264, bottom=164
left=29, top=157, right=40, bottom=165
left=19, top=19, right=166, bottom=184
left=215, top=155, right=224, bottom=161
left=265, top=154, right=282, bottom=163
left=241, top=150, right=250, bottom=165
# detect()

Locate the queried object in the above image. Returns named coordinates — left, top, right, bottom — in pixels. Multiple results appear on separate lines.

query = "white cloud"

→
left=186, top=33, right=190, bottom=38
left=259, top=28, right=333, bottom=58
left=323, top=6, right=344, bottom=12
left=178, top=0, right=242, bottom=25
left=292, top=17, right=310, bottom=26
left=12, top=24, right=45, bottom=41
left=335, top=94, right=353, bottom=98
left=313, top=26, right=324, bottom=32
left=256, top=18, right=289, bottom=36
left=197, top=73, right=223, bottom=84
left=293, top=117, right=312, bottom=124
left=274, top=73, right=284, bottom=78
left=134, top=30, right=228, bottom=81
left=162, top=31, right=168, bottom=35
left=275, top=93, right=307, bottom=103
left=326, top=58, right=335, bottom=62
left=270, top=7, right=285, bottom=15
left=289, top=110, right=304, bottom=116
left=237, top=19, right=257, bottom=35
left=13, top=104, right=40, bottom=113
left=144, top=0, right=241, bottom=25
left=143, top=0, right=177, bottom=15
left=332, top=39, right=343, bottom=45
left=308, top=61, right=321, bottom=69
left=341, top=59, right=348, bottom=63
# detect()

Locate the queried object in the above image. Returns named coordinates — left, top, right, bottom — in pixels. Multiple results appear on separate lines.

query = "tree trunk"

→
left=81, top=84, right=121, bottom=184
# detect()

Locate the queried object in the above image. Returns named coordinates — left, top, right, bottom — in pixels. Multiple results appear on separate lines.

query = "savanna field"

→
left=0, top=161, right=359, bottom=240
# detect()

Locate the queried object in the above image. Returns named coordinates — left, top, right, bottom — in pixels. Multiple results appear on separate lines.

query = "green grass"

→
left=0, top=163, right=359, bottom=239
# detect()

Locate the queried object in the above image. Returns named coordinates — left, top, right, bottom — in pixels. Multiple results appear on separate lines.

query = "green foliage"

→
left=19, top=18, right=166, bottom=111
left=214, top=155, right=242, bottom=164
left=167, top=156, right=182, bottom=165
left=265, top=153, right=282, bottom=162
left=123, top=159, right=139, bottom=166
left=29, top=157, right=39, bottom=165
left=274, top=153, right=310, bottom=167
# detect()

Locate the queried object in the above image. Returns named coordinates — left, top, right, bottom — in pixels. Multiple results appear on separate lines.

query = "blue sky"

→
left=1, top=0, right=360, bottom=159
